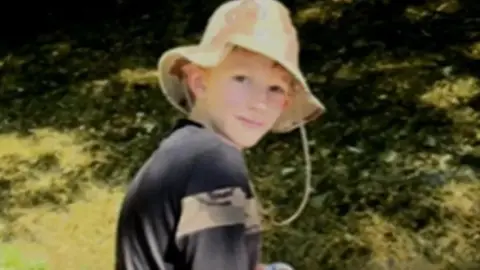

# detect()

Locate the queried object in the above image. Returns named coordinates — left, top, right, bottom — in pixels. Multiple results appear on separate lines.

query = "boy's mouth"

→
left=236, top=116, right=265, bottom=128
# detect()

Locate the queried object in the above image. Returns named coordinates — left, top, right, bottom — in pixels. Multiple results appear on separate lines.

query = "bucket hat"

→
left=157, top=0, right=325, bottom=133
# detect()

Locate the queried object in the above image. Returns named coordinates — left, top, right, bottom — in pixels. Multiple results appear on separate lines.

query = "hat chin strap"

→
left=251, top=122, right=313, bottom=227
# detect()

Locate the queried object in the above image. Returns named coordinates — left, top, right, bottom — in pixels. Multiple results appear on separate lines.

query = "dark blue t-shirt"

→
left=115, top=119, right=261, bottom=270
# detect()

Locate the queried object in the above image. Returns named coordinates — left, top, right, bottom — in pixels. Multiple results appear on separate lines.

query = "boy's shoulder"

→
left=122, top=120, right=249, bottom=202
left=145, top=120, right=248, bottom=184
left=159, top=119, right=240, bottom=163
left=120, top=120, right=252, bottom=215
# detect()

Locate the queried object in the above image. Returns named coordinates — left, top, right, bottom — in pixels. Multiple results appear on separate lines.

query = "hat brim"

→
left=157, top=35, right=325, bottom=133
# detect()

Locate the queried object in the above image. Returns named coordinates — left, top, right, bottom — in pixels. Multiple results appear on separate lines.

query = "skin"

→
left=184, top=47, right=293, bottom=150
left=256, top=264, right=268, bottom=270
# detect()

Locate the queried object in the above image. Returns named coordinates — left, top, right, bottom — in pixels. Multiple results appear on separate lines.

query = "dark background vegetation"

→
left=1, top=0, right=479, bottom=269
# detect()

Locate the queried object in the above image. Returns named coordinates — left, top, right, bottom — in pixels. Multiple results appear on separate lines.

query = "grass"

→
left=0, top=128, right=123, bottom=270
left=0, top=128, right=107, bottom=210
left=0, top=243, right=48, bottom=270
left=8, top=185, right=124, bottom=270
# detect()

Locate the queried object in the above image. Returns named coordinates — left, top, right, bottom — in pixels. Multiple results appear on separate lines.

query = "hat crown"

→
left=200, top=0, right=300, bottom=66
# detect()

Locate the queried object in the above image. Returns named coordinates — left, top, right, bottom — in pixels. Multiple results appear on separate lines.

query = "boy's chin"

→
left=220, top=122, right=271, bottom=149
left=231, top=133, right=266, bottom=149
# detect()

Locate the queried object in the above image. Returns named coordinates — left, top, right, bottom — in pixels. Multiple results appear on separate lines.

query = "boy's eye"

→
left=233, top=75, right=248, bottom=83
left=269, top=85, right=286, bottom=94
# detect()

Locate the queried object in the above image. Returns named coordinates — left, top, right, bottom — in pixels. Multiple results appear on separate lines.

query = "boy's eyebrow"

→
left=229, top=58, right=292, bottom=85
left=271, top=62, right=293, bottom=85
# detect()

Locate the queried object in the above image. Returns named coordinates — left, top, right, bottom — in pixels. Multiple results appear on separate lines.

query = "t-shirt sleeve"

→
left=175, top=148, right=251, bottom=270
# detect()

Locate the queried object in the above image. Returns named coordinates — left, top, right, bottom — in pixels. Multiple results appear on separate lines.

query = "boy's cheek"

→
left=226, top=93, right=244, bottom=106
left=225, top=85, right=249, bottom=106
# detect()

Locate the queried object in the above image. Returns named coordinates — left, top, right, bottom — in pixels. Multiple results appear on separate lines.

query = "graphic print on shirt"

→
left=176, top=186, right=262, bottom=238
left=245, top=197, right=261, bottom=234
left=176, top=187, right=247, bottom=239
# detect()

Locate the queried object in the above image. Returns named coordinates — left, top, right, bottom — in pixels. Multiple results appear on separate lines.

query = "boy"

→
left=114, top=0, right=325, bottom=269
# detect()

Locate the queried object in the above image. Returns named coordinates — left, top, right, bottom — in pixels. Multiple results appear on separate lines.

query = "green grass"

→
left=0, top=244, right=48, bottom=270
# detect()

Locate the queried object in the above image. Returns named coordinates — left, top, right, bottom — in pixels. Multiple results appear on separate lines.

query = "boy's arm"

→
left=175, top=150, right=253, bottom=270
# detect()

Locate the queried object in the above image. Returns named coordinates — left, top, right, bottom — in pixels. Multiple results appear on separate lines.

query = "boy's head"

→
left=182, top=47, right=292, bottom=148
left=157, top=0, right=325, bottom=147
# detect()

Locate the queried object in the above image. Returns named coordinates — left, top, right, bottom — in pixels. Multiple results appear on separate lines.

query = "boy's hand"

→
left=256, top=264, right=267, bottom=270
left=258, top=262, right=294, bottom=270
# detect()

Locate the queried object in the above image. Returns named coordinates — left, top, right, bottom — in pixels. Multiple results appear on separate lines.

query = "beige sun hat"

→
left=157, top=0, right=325, bottom=133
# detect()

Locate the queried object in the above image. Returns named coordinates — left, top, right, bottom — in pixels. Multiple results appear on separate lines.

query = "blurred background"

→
left=0, top=0, right=479, bottom=269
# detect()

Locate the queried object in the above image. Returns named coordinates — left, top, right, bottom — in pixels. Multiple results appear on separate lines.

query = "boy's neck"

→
left=188, top=107, right=243, bottom=151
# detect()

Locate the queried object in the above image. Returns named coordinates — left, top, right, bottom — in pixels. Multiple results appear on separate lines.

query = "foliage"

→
left=0, top=0, right=479, bottom=269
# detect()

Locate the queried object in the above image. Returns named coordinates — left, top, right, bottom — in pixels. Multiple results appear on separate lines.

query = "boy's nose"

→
left=248, top=87, right=269, bottom=111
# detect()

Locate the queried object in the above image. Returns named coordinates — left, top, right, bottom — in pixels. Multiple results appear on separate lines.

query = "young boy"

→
left=114, top=0, right=325, bottom=269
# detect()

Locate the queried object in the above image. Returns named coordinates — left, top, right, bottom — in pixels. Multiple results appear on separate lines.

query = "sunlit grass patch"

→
left=429, top=181, right=480, bottom=261
left=420, top=76, right=480, bottom=109
left=117, top=68, right=158, bottom=91
left=357, top=213, right=419, bottom=263
left=77, top=67, right=157, bottom=97
left=447, top=108, right=480, bottom=143
left=409, top=180, right=480, bottom=266
left=436, top=181, right=480, bottom=218
left=355, top=213, right=444, bottom=269
left=295, top=6, right=344, bottom=25
left=0, top=128, right=100, bottom=168
left=6, top=184, right=124, bottom=270
left=0, top=128, right=125, bottom=270
left=461, top=41, right=480, bottom=60
left=0, top=128, right=107, bottom=209
left=0, top=242, right=48, bottom=270
left=419, top=76, right=480, bottom=143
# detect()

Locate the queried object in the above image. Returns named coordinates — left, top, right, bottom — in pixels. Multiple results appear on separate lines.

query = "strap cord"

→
left=250, top=122, right=313, bottom=226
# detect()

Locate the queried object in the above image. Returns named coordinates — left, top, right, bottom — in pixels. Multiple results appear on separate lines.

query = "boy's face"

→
left=188, top=48, right=292, bottom=148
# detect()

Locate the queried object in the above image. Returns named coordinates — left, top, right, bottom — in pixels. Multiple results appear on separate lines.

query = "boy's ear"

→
left=182, top=63, right=207, bottom=99
left=283, top=97, right=291, bottom=110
